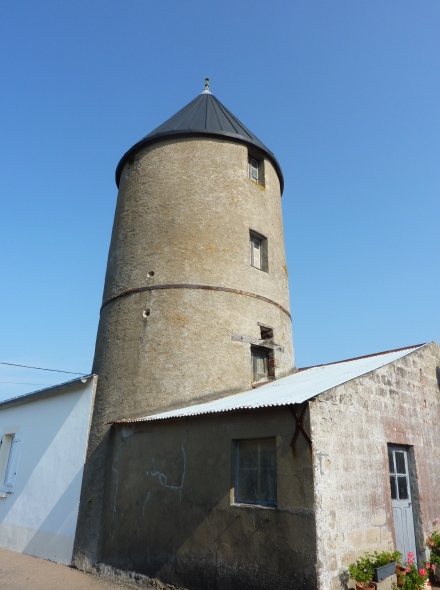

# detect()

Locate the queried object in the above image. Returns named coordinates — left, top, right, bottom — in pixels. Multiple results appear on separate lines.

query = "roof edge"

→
left=115, top=131, right=284, bottom=194
left=297, top=343, right=427, bottom=372
left=0, top=374, right=97, bottom=409
left=110, top=343, right=429, bottom=424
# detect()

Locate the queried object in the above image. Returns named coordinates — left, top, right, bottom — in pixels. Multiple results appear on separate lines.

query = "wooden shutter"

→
left=4, top=435, right=21, bottom=493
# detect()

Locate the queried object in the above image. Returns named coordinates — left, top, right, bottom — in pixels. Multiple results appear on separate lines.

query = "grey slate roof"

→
left=115, top=91, right=284, bottom=192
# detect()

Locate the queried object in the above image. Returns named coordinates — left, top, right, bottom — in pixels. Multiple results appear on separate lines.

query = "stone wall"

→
left=310, top=343, right=440, bottom=590
left=74, top=135, right=294, bottom=568
left=100, top=406, right=316, bottom=590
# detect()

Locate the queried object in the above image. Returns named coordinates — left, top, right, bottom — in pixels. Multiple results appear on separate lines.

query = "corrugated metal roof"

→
left=114, top=344, right=426, bottom=424
left=115, top=91, right=284, bottom=192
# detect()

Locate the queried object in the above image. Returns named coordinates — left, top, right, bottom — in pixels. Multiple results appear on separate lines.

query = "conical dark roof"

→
left=115, top=91, right=284, bottom=193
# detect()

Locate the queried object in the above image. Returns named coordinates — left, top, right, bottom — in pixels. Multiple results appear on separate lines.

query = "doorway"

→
left=388, top=445, right=417, bottom=562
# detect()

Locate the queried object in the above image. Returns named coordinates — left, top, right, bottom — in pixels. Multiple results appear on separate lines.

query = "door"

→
left=388, top=445, right=417, bottom=562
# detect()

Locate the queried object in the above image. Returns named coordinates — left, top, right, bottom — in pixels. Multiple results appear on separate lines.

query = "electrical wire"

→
left=0, top=361, right=86, bottom=375
left=0, top=382, right=52, bottom=386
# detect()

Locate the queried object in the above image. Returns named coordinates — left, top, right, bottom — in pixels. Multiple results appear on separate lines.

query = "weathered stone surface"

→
left=73, top=135, right=294, bottom=572
left=311, top=342, right=440, bottom=590
left=99, top=407, right=316, bottom=590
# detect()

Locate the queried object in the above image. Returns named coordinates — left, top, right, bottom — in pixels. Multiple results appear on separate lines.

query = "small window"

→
left=235, top=438, right=277, bottom=507
left=248, top=155, right=265, bottom=186
left=259, top=324, right=273, bottom=340
left=250, top=230, right=268, bottom=272
left=0, top=433, right=21, bottom=494
left=388, top=446, right=410, bottom=501
left=249, top=157, right=259, bottom=182
left=251, top=346, right=269, bottom=382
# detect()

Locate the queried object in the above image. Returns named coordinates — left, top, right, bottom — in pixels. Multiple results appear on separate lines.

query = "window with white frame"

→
left=248, top=155, right=265, bottom=186
left=0, top=432, right=21, bottom=494
left=249, top=157, right=259, bottom=182
left=234, top=438, right=277, bottom=507
left=250, top=230, right=268, bottom=272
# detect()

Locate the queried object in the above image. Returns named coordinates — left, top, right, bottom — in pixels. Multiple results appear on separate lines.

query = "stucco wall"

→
left=0, top=377, right=96, bottom=564
left=100, top=406, right=316, bottom=590
left=310, top=343, right=440, bottom=590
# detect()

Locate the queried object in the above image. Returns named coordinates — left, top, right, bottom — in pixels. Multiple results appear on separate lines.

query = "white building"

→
left=0, top=375, right=97, bottom=564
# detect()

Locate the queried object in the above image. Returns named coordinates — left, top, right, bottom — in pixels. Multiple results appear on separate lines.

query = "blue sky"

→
left=1, top=1, right=439, bottom=400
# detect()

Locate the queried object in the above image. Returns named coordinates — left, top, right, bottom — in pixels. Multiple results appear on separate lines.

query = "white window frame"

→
left=250, top=230, right=268, bottom=272
left=248, top=154, right=265, bottom=186
left=249, top=157, right=259, bottom=182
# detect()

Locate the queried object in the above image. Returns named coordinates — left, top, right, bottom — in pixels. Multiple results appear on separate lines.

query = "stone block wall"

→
left=309, top=343, right=440, bottom=590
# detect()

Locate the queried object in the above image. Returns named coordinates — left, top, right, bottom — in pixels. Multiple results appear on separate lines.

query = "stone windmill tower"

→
left=74, top=80, right=295, bottom=567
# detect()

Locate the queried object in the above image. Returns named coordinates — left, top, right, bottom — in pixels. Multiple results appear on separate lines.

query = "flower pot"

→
left=373, top=561, right=397, bottom=582
left=355, top=583, right=375, bottom=590
left=395, top=564, right=406, bottom=587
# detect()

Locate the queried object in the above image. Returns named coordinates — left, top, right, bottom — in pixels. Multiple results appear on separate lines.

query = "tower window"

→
left=250, top=231, right=268, bottom=272
left=249, top=157, right=259, bottom=182
left=248, top=155, right=265, bottom=186
left=234, top=438, right=277, bottom=507
left=259, top=324, right=273, bottom=340
left=251, top=346, right=269, bottom=382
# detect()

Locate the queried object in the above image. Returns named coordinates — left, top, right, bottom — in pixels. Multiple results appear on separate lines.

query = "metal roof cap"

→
left=115, top=92, right=284, bottom=193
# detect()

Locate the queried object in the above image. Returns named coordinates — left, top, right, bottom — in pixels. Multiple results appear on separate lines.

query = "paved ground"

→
left=0, top=549, right=140, bottom=590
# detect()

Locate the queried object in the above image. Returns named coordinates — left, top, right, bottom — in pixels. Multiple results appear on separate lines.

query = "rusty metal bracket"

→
left=289, top=403, right=312, bottom=454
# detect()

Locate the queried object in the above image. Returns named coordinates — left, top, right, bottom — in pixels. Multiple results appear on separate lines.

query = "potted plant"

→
left=426, top=517, right=440, bottom=581
left=370, top=550, right=402, bottom=582
left=395, top=563, right=407, bottom=587
left=348, top=555, right=375, bottom=590
left=400, top=552, right=429, bottom=590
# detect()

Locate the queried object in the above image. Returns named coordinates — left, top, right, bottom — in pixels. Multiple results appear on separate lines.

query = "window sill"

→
left=251, top=379, right=274, bottom=389
left=250, top=264, right=269, bottom=273
left=231, top=502, right=277, bottom=510
left=246, top=178, right=266, bottom=191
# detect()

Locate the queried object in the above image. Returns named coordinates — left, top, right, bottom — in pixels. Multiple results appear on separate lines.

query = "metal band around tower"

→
left=101, top=283, right=292, bottom=319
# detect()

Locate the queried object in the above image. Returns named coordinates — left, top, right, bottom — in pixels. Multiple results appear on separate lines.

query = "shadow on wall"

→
left=339, top=569, right=350, bottom=590
left=21, top=468, right=84, bottom=563
left=97, top=408, right=317, bottom=590
left=0, top=389, right=91, bottom=564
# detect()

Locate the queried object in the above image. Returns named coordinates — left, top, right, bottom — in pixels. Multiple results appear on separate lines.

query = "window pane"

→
left=390, top=476, right=397, bottom=500
left=236, top=439, right=277, bottom=506
left=250, top=158, right=258, bottom=180
left=397, top=476, right=409, bottom=500
left=259, top=443, right=277, bottom=504
left=395, top=452, right=406, bottom=474
left=388, top=449, right=395, bottom=474
left=251, top=238, right=261, bottom=268
left=252, top=349, right=268, bottom=381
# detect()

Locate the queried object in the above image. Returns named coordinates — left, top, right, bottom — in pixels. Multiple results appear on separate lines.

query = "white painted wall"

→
left=0, top=376, right=96, bottom=564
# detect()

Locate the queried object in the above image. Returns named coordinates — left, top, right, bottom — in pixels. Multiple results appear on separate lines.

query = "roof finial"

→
left=202, top=77, right=211, bottom=94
